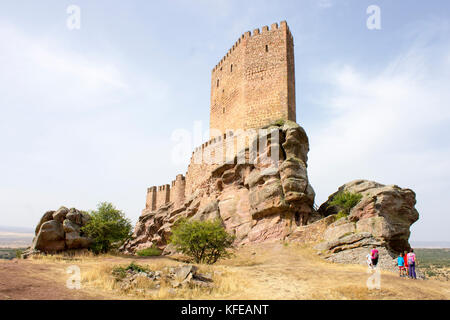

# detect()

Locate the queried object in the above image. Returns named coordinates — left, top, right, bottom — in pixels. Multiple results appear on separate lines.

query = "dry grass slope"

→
left=1, top=243, right=449, bottom=300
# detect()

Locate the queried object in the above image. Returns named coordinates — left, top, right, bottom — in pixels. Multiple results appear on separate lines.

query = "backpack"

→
left=408, top=254, right=415, bottom=264
left=372, top=249, right=378, bottom=259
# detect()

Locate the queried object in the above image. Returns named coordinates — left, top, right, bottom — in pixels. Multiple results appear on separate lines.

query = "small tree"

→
left=81, top=202, right=132, bottom=254
left=328, top=191, right=362, bottom=218
left=170, top=218, right=235, bottom=264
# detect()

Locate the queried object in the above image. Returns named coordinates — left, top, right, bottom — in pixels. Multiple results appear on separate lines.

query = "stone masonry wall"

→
left=210, top=21, right=296, bottom=137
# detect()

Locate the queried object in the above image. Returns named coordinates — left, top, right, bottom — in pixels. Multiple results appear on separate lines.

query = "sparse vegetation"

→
left=0, top=248, right=27, bottom=260
left=112, top=262, right=150, bottom=279
left=335, top=210, right=349, bottom=220
left=15, top=249, right=23, bottom=259
left=136, top=246, right=162, bottom=257
left=415, top=248, right=450, bottom=280
left=170, top=218, right=234, bottom=264
left=81, top=202, right=133, bottom=254
left=3, top=243, right=450, bottom=300
left=328, top=191, right=363, bottom=218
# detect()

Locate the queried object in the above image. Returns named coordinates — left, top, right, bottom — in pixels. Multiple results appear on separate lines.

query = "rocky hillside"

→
left=121, top=121, right=316, bottom=254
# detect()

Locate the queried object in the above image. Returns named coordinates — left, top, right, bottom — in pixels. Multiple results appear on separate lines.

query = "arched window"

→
left=265, top=45, right=269, bottom=52
left=230, top=64, right=233, bottom=72
left=217, top=79, right=219, bottom=87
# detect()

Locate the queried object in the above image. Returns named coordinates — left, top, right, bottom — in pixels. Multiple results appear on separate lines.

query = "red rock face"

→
left=121, top=121, right=316, bottom=254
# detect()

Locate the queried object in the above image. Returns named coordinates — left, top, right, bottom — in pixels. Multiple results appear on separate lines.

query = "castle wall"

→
left=145, top=186, right=157, bottom=211
left=156, top=184, right=170, bottom=209
left=170, top=174, right=186, bottom=209
left=210, top=21, right=296, bottom=137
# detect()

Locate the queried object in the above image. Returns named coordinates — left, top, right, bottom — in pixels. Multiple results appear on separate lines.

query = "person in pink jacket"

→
left=407, top=249, right=417, bottom=279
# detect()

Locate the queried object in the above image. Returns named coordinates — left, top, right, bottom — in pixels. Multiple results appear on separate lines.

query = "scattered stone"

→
left=174, top=265, right=197, bottom=282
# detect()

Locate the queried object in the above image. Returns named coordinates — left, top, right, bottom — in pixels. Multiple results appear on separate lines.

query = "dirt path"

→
left=217, top=243, right=450, bottom=300
left=0, top=259, right=109, bottom=300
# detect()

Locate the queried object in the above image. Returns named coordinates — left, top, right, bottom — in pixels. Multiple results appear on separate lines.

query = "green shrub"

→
left=15, top=249, right=23, bottom=259
left=170, top=218, right=235, bottom=264
left=112, top=262, right=149, bottom=279
left=335, top=210, right=349, bottom=220
left=136, top=246, right=162, bottom=257
left=328, top=191, right=362, bottom=215
left=81, top=202, right=132, bottom=254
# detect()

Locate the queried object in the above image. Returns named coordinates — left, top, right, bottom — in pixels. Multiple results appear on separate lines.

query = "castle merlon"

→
left=211, top=20, right=291, bottom=73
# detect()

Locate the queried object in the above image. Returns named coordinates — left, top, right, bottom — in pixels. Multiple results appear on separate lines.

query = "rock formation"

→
left=24, top=206, right=93, bottom=256
left=121, top=121, right=316, bottom=254
left=292, top=180, right=419, bottom=270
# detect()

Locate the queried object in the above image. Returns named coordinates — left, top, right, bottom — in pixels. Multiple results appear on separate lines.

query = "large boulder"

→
left=52, top=206, right=69, bottom=223
left=66, top=208, right=83, bottom=225
left=35, top=210, right=55, bottom=235
left=313, top=180, right=419, bottom=270
left=65, top=232, right=93, bottom=249
left=63, top=219, right=81, bottom=234
left=33, top=220, right=66, bottom=252
left=26, top=206, right=92, bottom=256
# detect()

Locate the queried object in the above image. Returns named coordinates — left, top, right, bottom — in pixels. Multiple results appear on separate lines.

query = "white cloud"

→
left=0, top=23, right=130, bottom=112
left=318, top=0, right=333, bottom=9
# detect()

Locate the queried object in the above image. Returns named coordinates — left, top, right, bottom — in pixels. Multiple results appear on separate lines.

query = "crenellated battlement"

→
left=211, top=21, right=291, bottom=73
left=145, top=178, right=185, bottom=213
left=210, top=20, right=296, bottom=136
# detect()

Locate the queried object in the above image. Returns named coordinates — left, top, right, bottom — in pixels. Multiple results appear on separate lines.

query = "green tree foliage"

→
left=328, top=191, right=363, bottom=218
left=81, top=202, right=132, bottom=254
left=170, top=218, right=235, bottom=264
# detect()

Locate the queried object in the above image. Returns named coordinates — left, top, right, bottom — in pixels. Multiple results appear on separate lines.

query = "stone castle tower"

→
left=210, top=20, right=296, bottom=137
left=143, top=21, right=296, bottom=213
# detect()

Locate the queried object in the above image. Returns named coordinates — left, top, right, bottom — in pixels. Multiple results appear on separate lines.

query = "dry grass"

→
left=15, top=243, right=450, bottom=300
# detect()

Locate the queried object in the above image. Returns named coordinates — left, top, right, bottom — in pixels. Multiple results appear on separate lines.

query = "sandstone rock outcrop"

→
left=311, top=180, right=419, bottom=270
left=24, top=206, right=93, bottom=256
left=121, top=121, right=316, bottom=254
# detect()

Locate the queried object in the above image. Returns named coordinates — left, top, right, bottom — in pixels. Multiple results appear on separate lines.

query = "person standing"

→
left=371, top=246, right=379, bottom=268
left=403, top=251, right=409, bottom=276
left=407, top=249, right=417, bottom=279
left=397, top=253, right=406, bottom=277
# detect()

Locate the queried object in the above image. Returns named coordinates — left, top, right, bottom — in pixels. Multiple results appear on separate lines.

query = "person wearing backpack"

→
left=371, top=246, right=379, bottom=268
left=407, top=249, right=417, bottom=279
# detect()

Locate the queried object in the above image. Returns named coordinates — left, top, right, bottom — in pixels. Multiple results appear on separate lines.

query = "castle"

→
left=144, top=21, right=296, bottom=214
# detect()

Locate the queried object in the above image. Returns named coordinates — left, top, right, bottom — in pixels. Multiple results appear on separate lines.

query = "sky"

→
left=0, top=0, right=449, bottom=241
